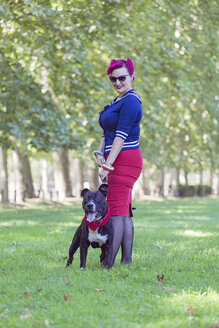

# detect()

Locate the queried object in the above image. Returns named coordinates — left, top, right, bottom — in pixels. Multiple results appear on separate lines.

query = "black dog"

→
left=66, top=184, right=113, bottom=269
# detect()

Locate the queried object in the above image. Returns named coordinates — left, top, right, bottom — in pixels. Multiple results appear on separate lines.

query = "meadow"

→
left=0, top=197, right=218, bottom=328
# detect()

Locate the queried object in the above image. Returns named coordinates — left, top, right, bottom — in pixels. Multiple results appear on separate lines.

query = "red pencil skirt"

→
left=105, top=148, right=143, bottom=217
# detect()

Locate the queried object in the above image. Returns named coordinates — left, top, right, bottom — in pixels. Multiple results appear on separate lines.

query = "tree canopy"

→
left=0, top=0, right=218, bottom=171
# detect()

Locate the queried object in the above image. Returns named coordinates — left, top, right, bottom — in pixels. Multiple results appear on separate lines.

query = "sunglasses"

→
left=109, top=74, right=129, bottom=83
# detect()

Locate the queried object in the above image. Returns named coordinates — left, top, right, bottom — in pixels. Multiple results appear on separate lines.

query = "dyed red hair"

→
left=107, top=58, right=135, bottom=80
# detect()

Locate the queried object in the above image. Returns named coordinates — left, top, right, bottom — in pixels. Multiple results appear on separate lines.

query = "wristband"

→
left=93, top=150, right=104, bottom=157
left=102, top=163, right=114, bottom=172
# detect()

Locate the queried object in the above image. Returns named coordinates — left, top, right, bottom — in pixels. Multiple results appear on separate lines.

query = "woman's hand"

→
left=96, top=154, right=105, bottom=168
left=99, top=168, right=109, bottom=181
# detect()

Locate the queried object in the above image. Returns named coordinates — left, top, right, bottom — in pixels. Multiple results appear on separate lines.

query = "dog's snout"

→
left=86, top=201, right=96, bottom=212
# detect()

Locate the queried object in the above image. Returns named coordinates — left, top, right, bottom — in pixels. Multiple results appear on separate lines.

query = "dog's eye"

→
left=84, top=194, right=93, bottom=202
left=95, top=193, right=102, bottom=200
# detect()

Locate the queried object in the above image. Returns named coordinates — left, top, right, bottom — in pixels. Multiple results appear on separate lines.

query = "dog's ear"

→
left=98, top=183, right=108, bottom=197
left=81, top=188, right=89, bottom=197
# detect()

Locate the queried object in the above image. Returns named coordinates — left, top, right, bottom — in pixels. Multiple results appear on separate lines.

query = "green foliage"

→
left=0, top=198, right=218, bottom=327
left=0, top=0, right=218, bottom=170
left=178, top=184, right=212, bottom=197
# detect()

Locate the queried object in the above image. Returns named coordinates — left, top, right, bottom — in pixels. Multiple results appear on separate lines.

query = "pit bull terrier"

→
left=66, top=184, right=113, bottom=269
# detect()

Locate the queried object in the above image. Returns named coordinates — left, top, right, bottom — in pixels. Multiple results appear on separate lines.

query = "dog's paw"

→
left=66, top=259, right=72, bottom=267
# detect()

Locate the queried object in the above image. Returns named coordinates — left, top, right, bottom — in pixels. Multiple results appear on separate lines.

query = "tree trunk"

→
left=79, top=159, right=85, bottom=191
left=199, top=170, right=203, bottom=185
left=40, top=159, right=50, bottom=199
left=217, top=171, right=219, bottom=196
left=12, top=150, right=25, bottom=203
left=72, top=158, right=80, bottom=197
left=53, top=150, right=73, bottom=201
left=199, top=170, right=204, bottom=196
left=157, top=169, right=162, bottom=196
left=170, top=168, right=180, bottom=197
left=61, top=150, right=72, bottom=197
left=209, top=171, right=214, bottom=195
left=157, top=167, right=168, bottom=197
left=162, top=166, right=169, bottom=197
left=71, top=158, right=85, bottom=197
left=21, top=155, right=35, bottom=198
left=184, top=170, right=189, bottom=185
left=88, top=164, right=99, bottom=190
left=133, top=171, right=145, bottom=199
left=0, top=148, right=9, bottom=202
left=142, top=161, right=150, bottom=195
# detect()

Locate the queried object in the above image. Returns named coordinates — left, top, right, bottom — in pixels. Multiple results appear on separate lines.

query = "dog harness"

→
left=84, top=207, right=111, bottom=231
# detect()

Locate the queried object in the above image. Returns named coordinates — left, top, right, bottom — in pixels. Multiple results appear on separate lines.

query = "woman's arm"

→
left=99, top=137, right=124, bottom=181
left=99, top=136, right=105, bottom=153
left=96, top=136, right=105, bottom=167
left=105, top=137, right=124, bottom=166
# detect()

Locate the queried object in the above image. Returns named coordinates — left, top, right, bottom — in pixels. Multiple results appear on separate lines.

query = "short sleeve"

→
left=116, top=97, right=141, bottom=140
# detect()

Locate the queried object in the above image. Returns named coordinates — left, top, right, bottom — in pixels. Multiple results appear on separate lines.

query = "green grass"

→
left=0, top=197, right=219, bottom=328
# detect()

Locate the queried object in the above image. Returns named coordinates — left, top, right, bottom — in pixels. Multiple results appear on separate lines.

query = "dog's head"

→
left=81, top=184, right=109, bottom=223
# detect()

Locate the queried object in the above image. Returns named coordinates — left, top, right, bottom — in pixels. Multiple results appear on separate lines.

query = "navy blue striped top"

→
left=99, top=89, right=142, bottom=155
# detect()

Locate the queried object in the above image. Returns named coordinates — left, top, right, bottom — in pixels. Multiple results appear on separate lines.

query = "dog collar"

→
left=84, top=207, right=111, bottom=231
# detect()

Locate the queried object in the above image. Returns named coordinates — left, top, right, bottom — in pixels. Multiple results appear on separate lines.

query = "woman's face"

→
left=109, top=67, right=133, bottom=96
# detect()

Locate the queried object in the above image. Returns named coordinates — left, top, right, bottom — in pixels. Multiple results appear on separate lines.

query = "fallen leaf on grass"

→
left=59, top=275, right=69, bottom=282
left=0, top=308, right=8, bottom=317
left=155, top=243, right=163, bottom=250
left=157, top=274, right=174, bottom=290
left=187, top=306, right=196, bottom=314
left=157, top=274, right=164, bottom=282
left=64, top=295, right=71, bottom=301
left=95, top=288, right=106, bottom=292
left=24, top=291, right=31, bottom=298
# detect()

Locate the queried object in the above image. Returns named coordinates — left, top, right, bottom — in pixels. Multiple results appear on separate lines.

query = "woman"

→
left=94, top=58, right=143, bottom=265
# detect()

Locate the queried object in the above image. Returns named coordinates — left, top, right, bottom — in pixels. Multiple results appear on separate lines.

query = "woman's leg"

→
left=121, top=210, right=134, bottom=264
left=111, top=215, right=124, bottom=265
